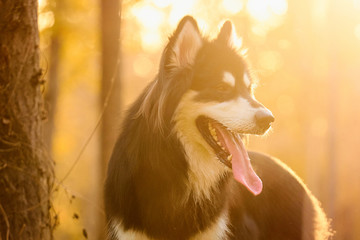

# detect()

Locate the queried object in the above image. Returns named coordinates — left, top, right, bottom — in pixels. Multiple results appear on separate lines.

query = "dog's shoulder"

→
left=227, top=152, right=332, bottom=240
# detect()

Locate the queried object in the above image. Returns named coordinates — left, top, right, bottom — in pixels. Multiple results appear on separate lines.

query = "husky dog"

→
left=104, top=16, right=332, bottom=240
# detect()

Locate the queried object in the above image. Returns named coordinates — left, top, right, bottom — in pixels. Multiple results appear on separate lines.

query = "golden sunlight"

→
left=38, top=11, right=55, bottom=32
left=38, top=0, right=47, bottom=12
left=222, top=0, right=244, bottom=15
left=247, top=0, right=287, bottom=22
left=276, top=95, right=295, bottom=116
left=168, top=0, right=195, bottom=27
left=247, top=0, right=271, bottom=22
left=268, top=0, right=288, bottom=15
left=131, top=4, right=165, bottom=30
left=354, top=23, right=360, bottom=40
left=258, top=50, right=283, bottom=73
left=141, top=31, right=163, bottom=51
left=311, top=117, right=328, bottom=137
left=196, top=17, right=209, bottom=33
left=133, top=54, right=154, bottom=78
left=153, top=0, right=172, bottom=8
left=131, top=3, right=165, bottom=50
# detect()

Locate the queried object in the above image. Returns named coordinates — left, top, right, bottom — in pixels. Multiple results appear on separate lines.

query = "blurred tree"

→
left=44, top=0, right=63, bottom=152
left=99, top=0, right=122, bottom=238
left=0, top=0, right=54, bottom=239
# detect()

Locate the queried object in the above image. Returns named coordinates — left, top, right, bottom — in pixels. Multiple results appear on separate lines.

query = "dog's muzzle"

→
left=255, top=110, right=274, bottom=132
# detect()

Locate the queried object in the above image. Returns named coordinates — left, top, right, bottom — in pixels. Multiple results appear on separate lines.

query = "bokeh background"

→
left=38, top=0, right=360, bottom=239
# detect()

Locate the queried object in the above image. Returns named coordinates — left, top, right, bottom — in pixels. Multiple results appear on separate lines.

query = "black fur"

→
left=104, top=16, right=331, bottom=239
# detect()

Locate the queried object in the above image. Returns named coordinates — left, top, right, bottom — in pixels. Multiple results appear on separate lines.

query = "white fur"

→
left=173, top=91, right=228, bottom=201
left=223, top=72, right=236, bottom=87
left=110, top=220, right=153, bottom=240
left=205, top=97, right=258, bottom=132
left=243, top=72, right=251, bottom=88
left=173, top=90, right=269, bottom=201
left=110, top=212, right=230, bottom=240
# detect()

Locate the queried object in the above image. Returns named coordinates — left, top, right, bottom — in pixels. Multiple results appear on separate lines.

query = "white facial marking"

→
left=243, top=72, right=251, bottom=88
left=173, top=91, right=228, bottom=201
left=204, top=96, right=259, bottom=132
left=173, top=89, right=267, bottom=201
left=223, top=71, right=236, bottom=87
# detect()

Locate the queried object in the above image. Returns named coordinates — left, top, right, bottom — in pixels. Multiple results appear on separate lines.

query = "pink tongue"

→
left=215, top=127, right=263, bottom=195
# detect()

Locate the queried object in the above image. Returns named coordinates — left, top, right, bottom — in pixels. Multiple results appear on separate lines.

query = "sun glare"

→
left=258, top=50, right=283, bottom=73
left=132, top=4, right=165, bottom=30
left=38, top=0, right=48, bottom=12
left=153, top=0, right=172, bottom=8
left=168, top=0, right=195, bottom=28
left=268, top=0, right=288, bottom=15
left=196, top=18, right=209, bottom=33
left=247, top=0, right=287, bottom=22
left=354, top=0, right=360, bottom=9
left=247, top=0, right=271, bottom=22
left=38, top=11, right=55, bottom=32
left=222, top=0, right=244, bottom=14
left=354, top=23, right=360, bottom=40
left=141, top=31, right=163, bottom=51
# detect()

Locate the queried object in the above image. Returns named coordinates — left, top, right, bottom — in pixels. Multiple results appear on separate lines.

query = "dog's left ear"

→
left=215, top=20, right=240, bottom=48
left=167, top=16, right=203, bottom=68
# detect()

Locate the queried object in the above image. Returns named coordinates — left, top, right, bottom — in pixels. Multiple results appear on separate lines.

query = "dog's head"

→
left=138, top=16, right=274, bottom=196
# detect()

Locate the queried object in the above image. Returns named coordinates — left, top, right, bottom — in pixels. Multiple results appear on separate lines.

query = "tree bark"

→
left=98, top=0, right=122, bottom=239
left=0, top=0, right=54, bottom=239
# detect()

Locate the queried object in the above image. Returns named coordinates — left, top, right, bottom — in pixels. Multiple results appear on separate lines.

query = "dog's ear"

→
left=216, top=20, right=241, bottom=48
left=166, top=16, right=202, bottom=68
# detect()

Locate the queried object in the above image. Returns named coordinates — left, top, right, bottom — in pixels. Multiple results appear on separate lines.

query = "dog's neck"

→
left=121, top=114, right=231, bottom=238
left=172, top=91, right=230, bottom=202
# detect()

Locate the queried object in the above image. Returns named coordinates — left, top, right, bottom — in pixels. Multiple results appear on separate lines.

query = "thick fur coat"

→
left=104, top=16, right=332, bottom=240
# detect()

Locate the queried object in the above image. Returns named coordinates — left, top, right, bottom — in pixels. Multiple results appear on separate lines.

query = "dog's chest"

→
left=110, top=212, right=229, bottom=240
left=190, top=212, right=230, bottom=240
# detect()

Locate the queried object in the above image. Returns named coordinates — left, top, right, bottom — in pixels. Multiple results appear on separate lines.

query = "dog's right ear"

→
left=165, top=16, right=203, bottom=68
left=215, top=20, right=241, bottom=49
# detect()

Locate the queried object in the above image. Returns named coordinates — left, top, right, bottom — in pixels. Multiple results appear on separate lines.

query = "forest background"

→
left=35, top=0, right=360, bottom=239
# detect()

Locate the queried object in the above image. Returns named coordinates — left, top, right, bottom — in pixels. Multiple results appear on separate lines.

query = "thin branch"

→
left=0, top=203, right=10, bottom=240
left=19, top=57, right=121, bottom=213
left=57, top=57, right=120, bottom=186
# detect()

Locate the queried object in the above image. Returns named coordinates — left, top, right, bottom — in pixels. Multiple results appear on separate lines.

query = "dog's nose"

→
left=255, top=110, right=275, bottom=129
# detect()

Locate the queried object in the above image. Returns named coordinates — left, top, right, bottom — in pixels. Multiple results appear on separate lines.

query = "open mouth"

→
left=196, top=116, right=263, bottom=195
left=196, top=116, right=235, bottom=168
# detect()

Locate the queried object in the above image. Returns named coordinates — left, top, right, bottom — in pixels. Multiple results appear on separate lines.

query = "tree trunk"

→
left=0, top=0, right=54, bottom=239
left=98, top=0, right=121, bottom=238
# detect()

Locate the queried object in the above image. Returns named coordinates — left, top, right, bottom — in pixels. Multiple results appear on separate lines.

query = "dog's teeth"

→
left=212, top=134, right=218, bottom=141
left=221, top=146, right=226, bottom=151
left=227, top=154, right=233, bottom=161
left=208, top=123, right=219, bottom=141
